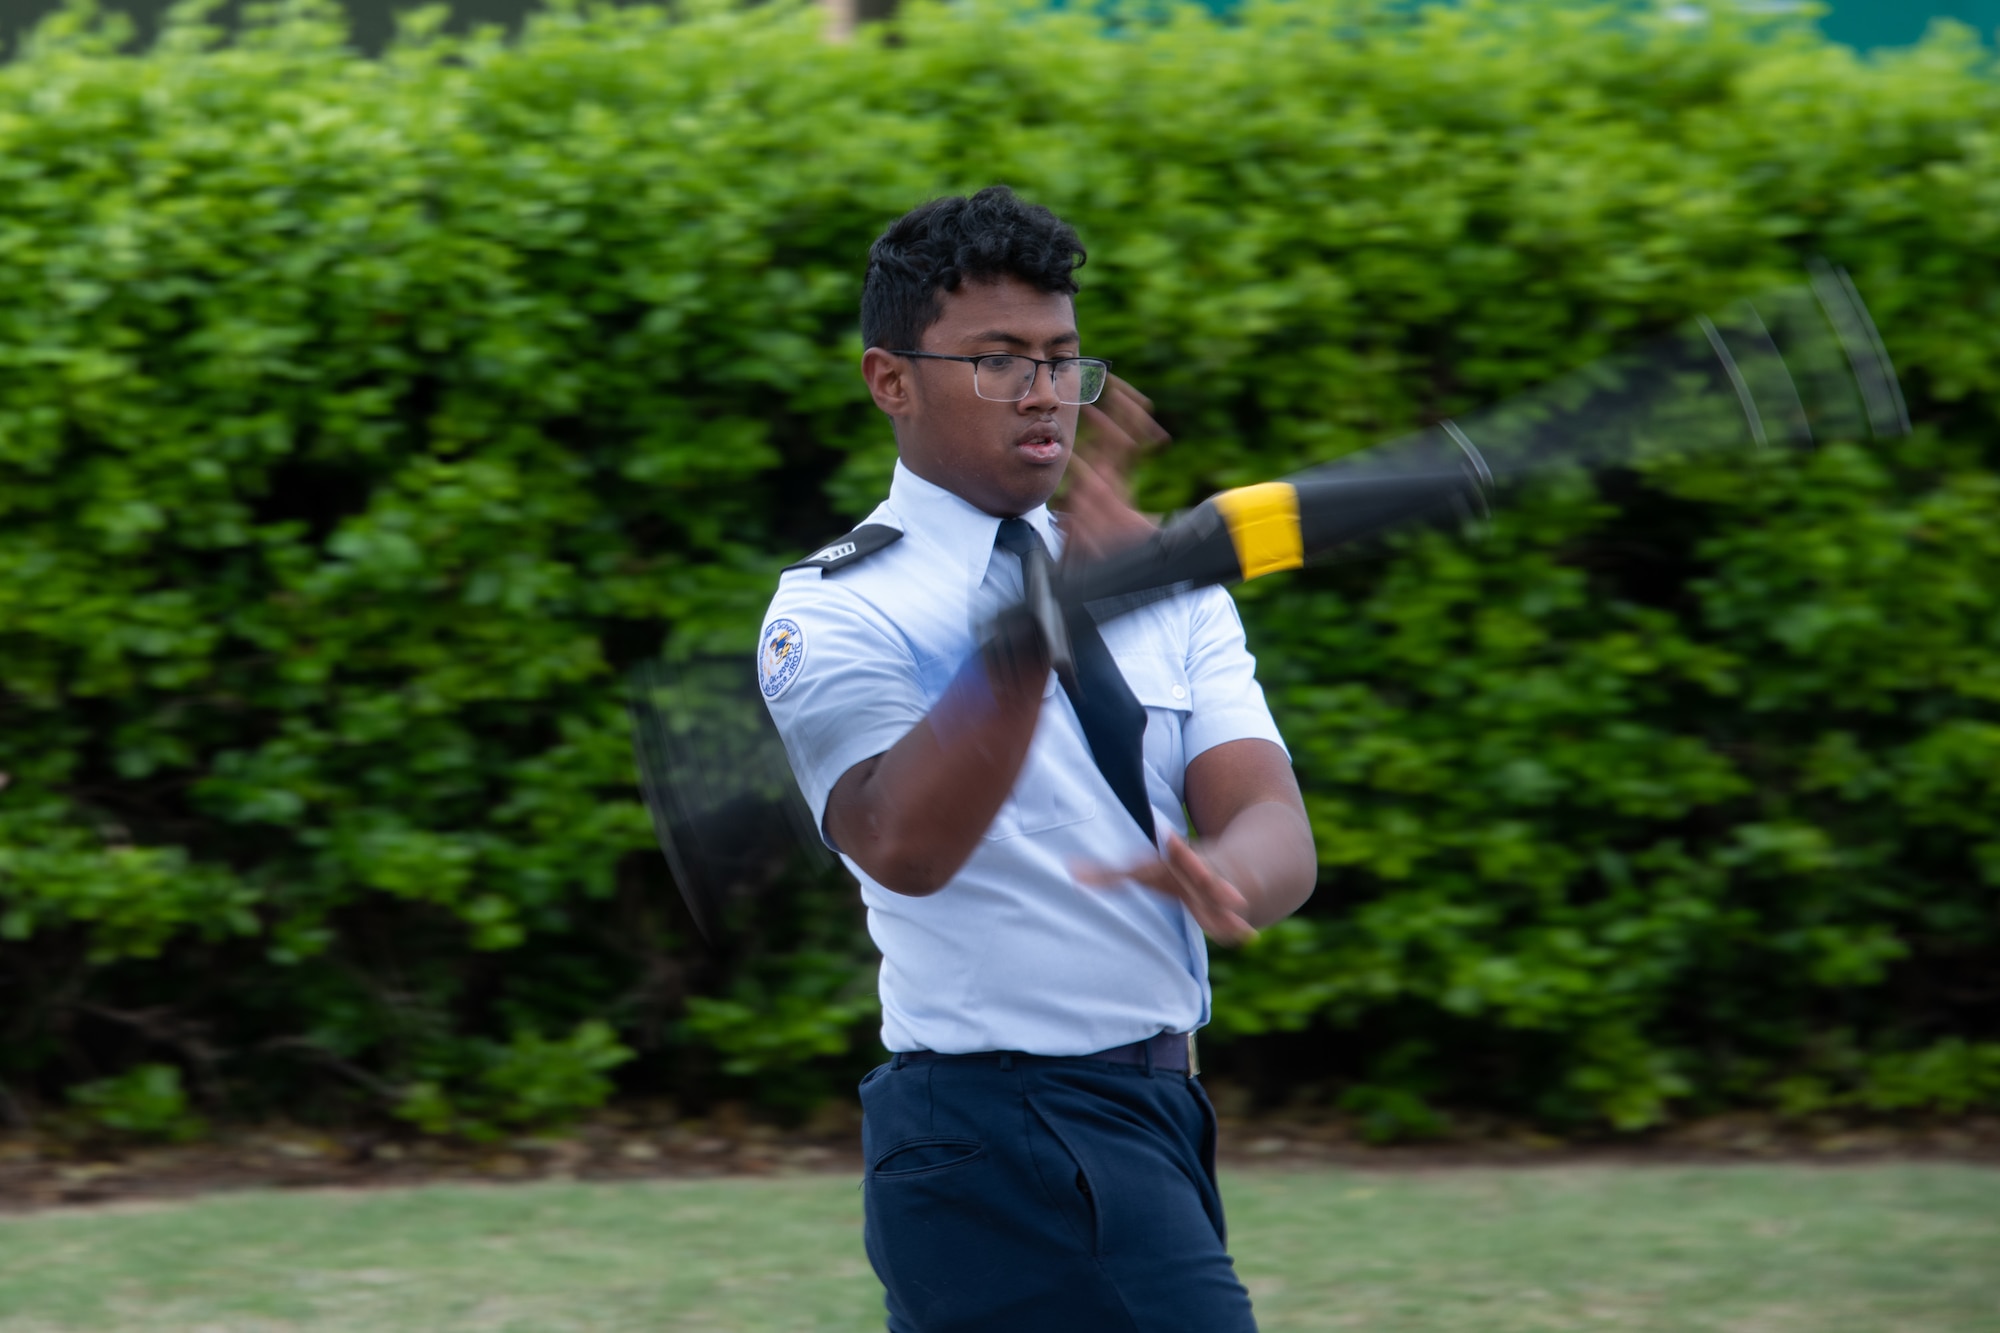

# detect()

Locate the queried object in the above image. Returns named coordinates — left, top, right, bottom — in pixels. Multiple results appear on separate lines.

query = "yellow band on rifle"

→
left=1213, top=482, right=1304, bottom=582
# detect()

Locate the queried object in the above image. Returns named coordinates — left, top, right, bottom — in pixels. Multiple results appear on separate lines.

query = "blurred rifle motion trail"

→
left=631, top=266, right=1909, bottom=950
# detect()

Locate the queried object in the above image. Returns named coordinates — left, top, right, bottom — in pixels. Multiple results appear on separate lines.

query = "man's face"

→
left=882, top=277, right=1081, bottom=519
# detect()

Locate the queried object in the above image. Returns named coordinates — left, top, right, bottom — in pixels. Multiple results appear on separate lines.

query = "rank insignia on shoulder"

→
left=782, top=523, right=903, bottom=575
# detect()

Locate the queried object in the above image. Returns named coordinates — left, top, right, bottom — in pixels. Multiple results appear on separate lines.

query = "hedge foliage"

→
left=1, top=0, right=1997, bottom=1137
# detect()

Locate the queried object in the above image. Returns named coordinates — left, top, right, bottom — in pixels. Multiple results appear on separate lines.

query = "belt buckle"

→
left=1186, top=1031, right=1200, bottom=1077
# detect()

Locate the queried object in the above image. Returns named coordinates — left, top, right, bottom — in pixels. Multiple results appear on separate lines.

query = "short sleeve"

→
left=760, top=575, right=928, bottom=834
left=1181, top=587, right=1288, bottom=762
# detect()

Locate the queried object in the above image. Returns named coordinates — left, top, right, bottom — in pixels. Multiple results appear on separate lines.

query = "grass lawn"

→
left=0, top=1164, right=1993, bottom=1331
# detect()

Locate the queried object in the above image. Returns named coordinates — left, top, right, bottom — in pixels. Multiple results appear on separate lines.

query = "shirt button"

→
left=1170, top=684, right=1187, bottom=700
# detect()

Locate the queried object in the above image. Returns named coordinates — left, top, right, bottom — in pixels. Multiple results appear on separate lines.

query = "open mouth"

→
left=1015, top=430, right=1064, bottom=463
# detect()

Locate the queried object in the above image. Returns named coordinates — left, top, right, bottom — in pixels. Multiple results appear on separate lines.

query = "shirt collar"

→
left=886, top=459, right=1063, bottom=587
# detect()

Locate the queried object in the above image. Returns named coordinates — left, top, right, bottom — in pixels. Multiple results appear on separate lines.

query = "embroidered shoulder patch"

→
left=759, top=618, right=807, bottom=701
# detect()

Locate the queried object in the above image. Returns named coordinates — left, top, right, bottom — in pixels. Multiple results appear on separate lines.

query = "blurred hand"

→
left=1074, top=832, right=1259, bottom=947
left=1061, top=374, right=1169, bottom=563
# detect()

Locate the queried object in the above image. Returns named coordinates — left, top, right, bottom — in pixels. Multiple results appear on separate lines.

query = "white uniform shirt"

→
left=759, top=461, right=1288, bottom=1055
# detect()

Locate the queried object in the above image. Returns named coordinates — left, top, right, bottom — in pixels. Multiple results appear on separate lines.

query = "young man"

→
left=759, top=186, right=1317, bottom=1332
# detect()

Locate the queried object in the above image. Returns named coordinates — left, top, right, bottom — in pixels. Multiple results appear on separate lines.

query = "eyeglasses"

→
left=890, top=351, right=1112, bottom=406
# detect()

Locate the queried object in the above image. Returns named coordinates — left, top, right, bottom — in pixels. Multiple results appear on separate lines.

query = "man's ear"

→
left=862, top=347, right=913, bottom=418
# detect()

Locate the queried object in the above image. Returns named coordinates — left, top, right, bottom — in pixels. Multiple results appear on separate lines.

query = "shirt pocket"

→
left=983, top=670, right=1096, bottom=842
left=1117, top=652, right=1194, bottom=804
left=983, top=777, right=1096, bottom=840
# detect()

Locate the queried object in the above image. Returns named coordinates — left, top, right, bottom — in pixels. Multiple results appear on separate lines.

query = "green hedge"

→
left=2, top=0, right=1997, bottom=1139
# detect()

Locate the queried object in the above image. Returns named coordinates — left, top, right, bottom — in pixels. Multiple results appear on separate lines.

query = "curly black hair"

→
left=860, top=185, right=1087, bottom=351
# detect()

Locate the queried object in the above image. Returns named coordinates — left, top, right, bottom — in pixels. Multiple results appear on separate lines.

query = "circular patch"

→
left=758, top=617, right=807, bottom=702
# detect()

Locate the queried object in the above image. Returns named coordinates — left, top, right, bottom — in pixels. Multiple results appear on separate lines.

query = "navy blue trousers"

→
left=858, top=1052, right=1259, bottom=1332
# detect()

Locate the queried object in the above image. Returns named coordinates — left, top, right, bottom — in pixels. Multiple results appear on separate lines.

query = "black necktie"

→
left=994, top=518, right=1156, bottom=842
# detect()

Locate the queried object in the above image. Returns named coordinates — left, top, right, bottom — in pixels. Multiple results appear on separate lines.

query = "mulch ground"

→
left=4, top=1104, right=1996, bottom=1214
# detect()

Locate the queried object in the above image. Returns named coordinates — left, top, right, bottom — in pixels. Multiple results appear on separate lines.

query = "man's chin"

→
left=942, top=449, right=1068, bottom=517
left=1009, top=455, right=1068, bottom=510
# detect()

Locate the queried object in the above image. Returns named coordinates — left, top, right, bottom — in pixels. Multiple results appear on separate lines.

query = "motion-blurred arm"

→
left=822, top=612, right=1050, bottom=897
left=1078, top=738, right=1315, bottom=944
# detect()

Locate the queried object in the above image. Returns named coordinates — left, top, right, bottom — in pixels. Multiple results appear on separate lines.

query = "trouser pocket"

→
left=1025, top=1096, right=1100, bottom=1256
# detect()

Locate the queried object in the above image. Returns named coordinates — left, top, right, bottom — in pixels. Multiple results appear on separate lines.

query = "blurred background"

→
left=5, top=0, right=1999, bottom=55
left=0, top=0, right=1996, bottom=1162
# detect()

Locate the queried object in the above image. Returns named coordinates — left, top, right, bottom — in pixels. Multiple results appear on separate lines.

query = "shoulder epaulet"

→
left=781, top=523, right=904, bottom=575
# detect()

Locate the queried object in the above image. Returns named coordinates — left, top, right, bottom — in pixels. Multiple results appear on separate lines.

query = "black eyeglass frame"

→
left=888, top=350, right=1114, bottom=405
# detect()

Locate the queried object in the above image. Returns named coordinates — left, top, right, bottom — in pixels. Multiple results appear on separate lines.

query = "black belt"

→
left=896, top=1030, right=1197, bottom=1075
